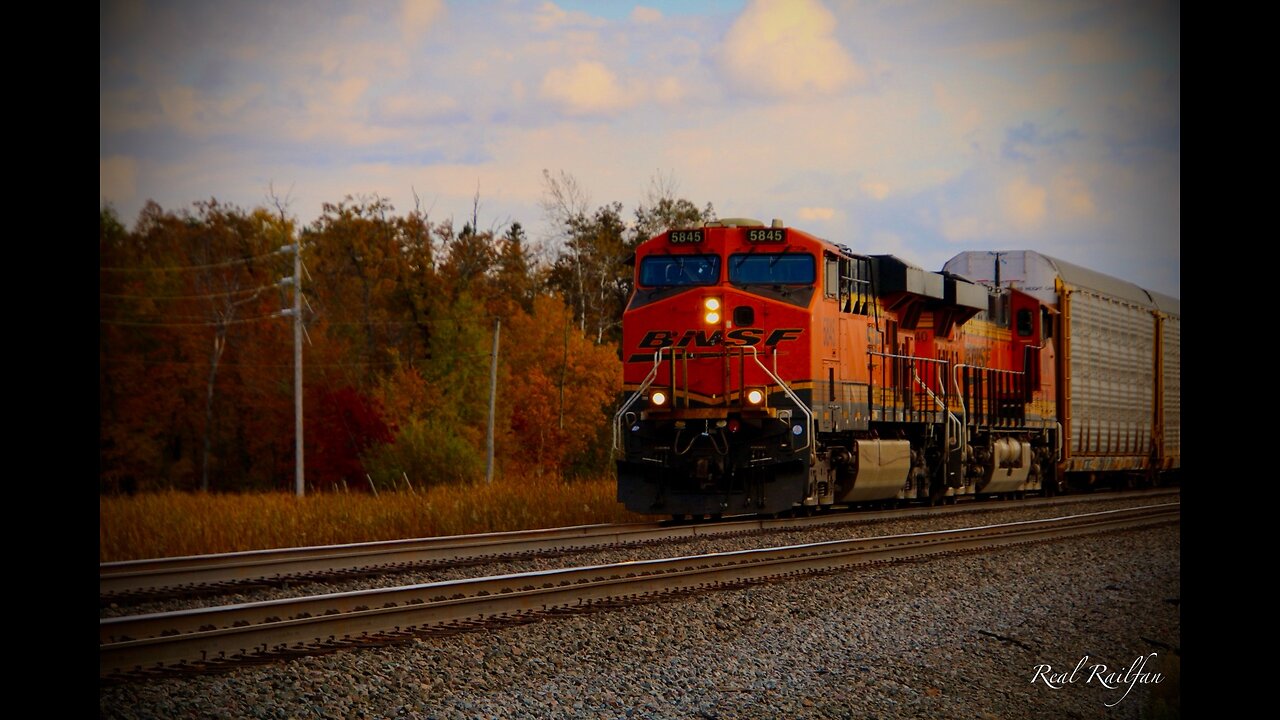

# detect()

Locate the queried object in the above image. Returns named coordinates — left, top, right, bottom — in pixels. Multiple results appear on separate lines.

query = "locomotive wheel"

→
left=928, top=478, right=948, bottom=506
left=1044, top=464, right=1065, bottom=496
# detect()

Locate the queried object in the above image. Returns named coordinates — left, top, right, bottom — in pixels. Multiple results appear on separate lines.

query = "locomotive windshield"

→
left=639, top=255, right=721, bottom=287
left=729, top=253, right=815, bottom=285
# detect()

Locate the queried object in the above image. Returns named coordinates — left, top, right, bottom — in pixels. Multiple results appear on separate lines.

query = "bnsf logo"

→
left=638, top=328, right=803, bottom=349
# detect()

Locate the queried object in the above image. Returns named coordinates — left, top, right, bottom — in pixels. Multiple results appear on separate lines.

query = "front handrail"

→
left=744, top=345, right=813, bottom=454
left=614, top=344, right=814, bottom=456
left=612, top=346, right=678, bottom=454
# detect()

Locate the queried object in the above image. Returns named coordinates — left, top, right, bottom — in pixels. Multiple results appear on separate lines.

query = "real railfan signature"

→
left=1030, top=652, right=1165, bottom=707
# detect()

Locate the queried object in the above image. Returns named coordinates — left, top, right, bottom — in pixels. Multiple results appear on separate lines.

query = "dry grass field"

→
left=99, top=475, right=645, bottom=562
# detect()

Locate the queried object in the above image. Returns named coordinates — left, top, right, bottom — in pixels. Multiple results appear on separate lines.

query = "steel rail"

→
left=101, top=489, right=1180, bottom=601
left=100, top=522, right=658, bottom=598
left=101, top=502, right=1178, bottom=678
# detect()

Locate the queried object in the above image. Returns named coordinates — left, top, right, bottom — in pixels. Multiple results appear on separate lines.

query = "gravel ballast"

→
left=101, top=494, right=1177, bottom=618
left=100, top=519, right=1180, bottom=719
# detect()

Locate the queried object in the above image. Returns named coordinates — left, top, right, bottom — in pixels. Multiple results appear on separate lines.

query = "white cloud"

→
left=940, top=212, right=996, bottom=243
left=101, top=155, right=139, bottom=206
left=1067, top=27, right=1126, bottom=65
left=861, top=181, right=891, bottom=201
left=140, top=81, right=274, bottom=139
left=402, top=0, right=445, bottom=44
left=631, top=6, right=663, bottom=24
left=1004, top=177, right=1047, bottom=229
left=1052, top=172, right=1096, bottom=219
left=539, top=61, right=633, bottom=115
left=96, top=1, right=1178, bottom=298
left=100, top=88, right=153, bottom=135
left=534, top=2, right=606, bottom=32
left=330, top=76, right=370, bottom=110
left=157, top=85, right=200, bottom=135
left=797, top=207, right=835, bottom=220
left=866, top=230, right=912, bottom=259
left=377, top=93, right=461, bottom=123
left=931, top=82, right=984, bottom=140
left=651, top=76, right=686, bottom=105
left=720, top=0, right=864, bottom=98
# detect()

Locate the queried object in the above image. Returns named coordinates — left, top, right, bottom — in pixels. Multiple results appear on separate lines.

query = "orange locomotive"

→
left=614, top=219, right=1178, bottom=519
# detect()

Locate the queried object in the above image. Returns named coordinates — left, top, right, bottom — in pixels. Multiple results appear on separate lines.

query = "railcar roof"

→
left=943, top=250, right=1179, bottom=317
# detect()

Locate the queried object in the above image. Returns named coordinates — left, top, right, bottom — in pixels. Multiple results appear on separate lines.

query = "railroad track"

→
left=100, top=501, right=1179, bottom=680
left=100, top=488, right=1180, bottom=605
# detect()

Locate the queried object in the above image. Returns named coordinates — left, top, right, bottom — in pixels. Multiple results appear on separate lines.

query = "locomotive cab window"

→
left=824, top=254, right=839, bottom=298
left=836, top=256, right=873, bottom=314
left=638, top=255, right=721, bottom=287
left=1016, top=308, right=1034, bottom=337
left=729, top=253, right=815, bottom=285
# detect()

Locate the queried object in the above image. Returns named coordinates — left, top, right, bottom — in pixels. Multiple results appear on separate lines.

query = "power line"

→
left=99, top=249, right=289, bottom=272
left=311, top=320, right=424, bottom=326
left=103, top=312, right=259, bottom=323
left=100, top=284, right=281, bottom=301
left=101, top=313, right=436, bottom=328
left=102, top=356, right=416, bottom=368
left=100, top=313, right=287, bottom=328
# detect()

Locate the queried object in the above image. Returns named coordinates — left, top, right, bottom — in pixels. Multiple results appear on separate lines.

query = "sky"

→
left=100, top=0, right=1180, bottom=298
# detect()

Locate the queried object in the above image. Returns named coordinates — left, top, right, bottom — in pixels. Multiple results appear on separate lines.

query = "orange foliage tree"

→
left=102, top=179, right=711, bottom=494
left=502, top=293, right=621, bottom=478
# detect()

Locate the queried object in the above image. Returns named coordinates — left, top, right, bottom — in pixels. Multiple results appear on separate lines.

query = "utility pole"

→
left=560, top=306, right=568, bottom=430
left=294, top=238, right=304, bottom=497
left=279, top=239, right=304, bottom=496
left=486, top=319, right=500, bottom=484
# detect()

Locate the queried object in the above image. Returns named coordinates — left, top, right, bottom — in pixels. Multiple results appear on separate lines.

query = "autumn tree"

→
left=501, top=293, right=621, bottom=478
left=493, top=222, right=537, bottom=317
left=539, top=169, right=591, bottom=333
left=304, top=195, right=428, bottom=387
left=436, top=220, right=497, bottom=301
left=363, top=289, right=497, bottom=488
left=542, top=170, right=716, bottom=346
left=632, top=172, right=717, bottom=243
left=100, top=201, right=294, bottom=491
left=102, top=174, right=716, bottom=494
left=545, top=201, right=632, bottom=344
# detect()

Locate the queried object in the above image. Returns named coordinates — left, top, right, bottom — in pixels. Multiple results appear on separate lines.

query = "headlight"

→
left=703, top=297, right=721, bottom=324
left=650, top=390, right=668, bottom=407
left=745, top=388, right=765, bottom=405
